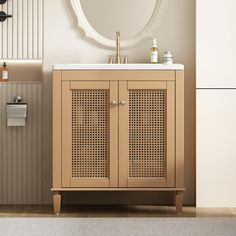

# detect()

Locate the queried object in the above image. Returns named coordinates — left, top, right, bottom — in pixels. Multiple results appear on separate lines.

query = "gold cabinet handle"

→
left=111, top=100, right=118, bottom=106
left=119, top=100, right=126, bottom=105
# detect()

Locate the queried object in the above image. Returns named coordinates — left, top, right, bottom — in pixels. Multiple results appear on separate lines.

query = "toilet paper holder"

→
left=6, top=96, right=27, bottom=127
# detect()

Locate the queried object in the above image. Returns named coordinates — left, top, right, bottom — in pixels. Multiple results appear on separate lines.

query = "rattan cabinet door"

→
left=119, top=81, right=175, bottom=188
left=61, top=81, right=118, bottom=188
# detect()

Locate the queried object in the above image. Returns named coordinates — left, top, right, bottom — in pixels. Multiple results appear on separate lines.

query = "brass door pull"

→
left=119, top=101, right=126, bottom=105
left=111, top=100, right=118, bottom=106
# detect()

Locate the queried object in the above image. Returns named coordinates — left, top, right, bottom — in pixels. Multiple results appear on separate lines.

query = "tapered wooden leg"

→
left=53, top=191, right=61, bottom=215
left=175, top=191, right=184, bottom=215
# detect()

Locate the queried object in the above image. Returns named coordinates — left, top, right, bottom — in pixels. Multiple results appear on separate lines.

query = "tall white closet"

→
left=196, top=0, right=236, bottom=207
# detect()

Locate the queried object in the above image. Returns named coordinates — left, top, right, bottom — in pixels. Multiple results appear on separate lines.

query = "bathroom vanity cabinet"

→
left=52, top=65, right=184, bottom=215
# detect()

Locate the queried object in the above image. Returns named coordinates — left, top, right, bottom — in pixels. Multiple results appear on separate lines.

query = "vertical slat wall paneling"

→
left=0, top=0, right=43, bottom=59
left=7, top=0, right=12, bottom=58
left=17, top=0, right=23, bottom=58
left=37, top=84, right=42, bottom=200
left=0, top=83, right=42, bottom=204
left=2, top=1, right=7, bottom=58
left=0, top=4, right=2, bottom=57
left=38, top=0, right=43, bottom=58
left=33, top=0, right=38, bottom=58
left=23, top=0, right=28, bottom=58
left=12, top=0, right=17, bottom=58
left=27, top=0, right=33, bottom=59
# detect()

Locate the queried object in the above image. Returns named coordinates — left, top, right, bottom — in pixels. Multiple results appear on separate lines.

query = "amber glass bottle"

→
left=1, top=62, right=9, bottom=82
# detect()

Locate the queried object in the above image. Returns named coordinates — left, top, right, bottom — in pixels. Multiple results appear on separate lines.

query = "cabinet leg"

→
left=175, top=191, right=184, bottom=215
left=53, top=191, right=61, bottom=215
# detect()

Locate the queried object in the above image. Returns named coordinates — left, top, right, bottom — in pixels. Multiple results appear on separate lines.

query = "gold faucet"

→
left=109, top=32, right=128, bottom=64
left=115, top=31, right=121, bottom=64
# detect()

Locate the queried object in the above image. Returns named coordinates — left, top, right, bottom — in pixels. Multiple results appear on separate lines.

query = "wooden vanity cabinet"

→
left=52, top=70, right=184, bottom=215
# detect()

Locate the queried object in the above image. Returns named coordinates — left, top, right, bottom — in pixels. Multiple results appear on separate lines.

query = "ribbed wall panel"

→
left=0, top=83, right=42, bottom=204
left=0, top=0, right=43, bottom=59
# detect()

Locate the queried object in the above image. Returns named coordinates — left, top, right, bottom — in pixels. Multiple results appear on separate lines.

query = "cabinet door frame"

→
left=119, top=80, right=175, bottom=188
left=61, top=80, right=118, bottom=188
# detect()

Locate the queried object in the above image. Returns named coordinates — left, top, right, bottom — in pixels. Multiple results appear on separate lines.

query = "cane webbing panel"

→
left=129, top=90, right=167, bottom=178
left=71, top=90, right=109, bottom=178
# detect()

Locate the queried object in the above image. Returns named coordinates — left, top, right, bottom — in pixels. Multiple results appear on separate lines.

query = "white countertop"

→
left=53, top=63, right=184, bottom=70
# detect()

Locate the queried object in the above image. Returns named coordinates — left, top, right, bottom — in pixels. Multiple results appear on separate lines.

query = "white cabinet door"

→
left=197, top=90, right=236, bottom=207
left=196, top=0, right=236, bottom=88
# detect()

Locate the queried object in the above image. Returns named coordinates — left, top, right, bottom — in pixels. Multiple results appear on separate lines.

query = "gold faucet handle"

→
left=108, top=56, right=113, bottom=64
left=123, top=57, right=128, bottom=64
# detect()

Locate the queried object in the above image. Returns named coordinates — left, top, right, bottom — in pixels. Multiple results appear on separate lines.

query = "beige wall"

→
left=42, top=0, right=195, bottom=205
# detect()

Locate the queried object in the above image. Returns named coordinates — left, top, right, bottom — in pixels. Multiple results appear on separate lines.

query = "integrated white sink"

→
left=54, top=63, right=184, bottom=70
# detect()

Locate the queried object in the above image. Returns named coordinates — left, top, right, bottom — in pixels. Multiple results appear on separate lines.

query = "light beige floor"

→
left=0, top=205, right=236, bottom=218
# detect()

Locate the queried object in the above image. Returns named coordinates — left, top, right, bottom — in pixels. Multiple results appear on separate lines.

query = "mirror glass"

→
left=80, top=0, right=158, bottom=40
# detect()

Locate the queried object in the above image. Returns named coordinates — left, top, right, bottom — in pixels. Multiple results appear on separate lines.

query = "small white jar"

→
left=163, top=51, right=173, bottom=65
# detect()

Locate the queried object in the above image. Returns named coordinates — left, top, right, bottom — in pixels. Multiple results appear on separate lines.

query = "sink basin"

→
left=53, top=63, right=184, bottom=70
